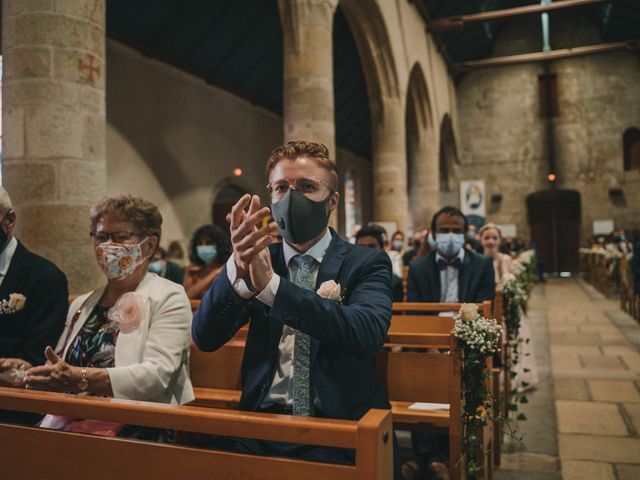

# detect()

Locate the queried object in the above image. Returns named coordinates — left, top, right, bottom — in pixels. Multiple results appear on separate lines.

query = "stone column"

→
left=372, top=98, right=410, bottom=233
left=409, top=130, right=439, bottom=230
left=279, top=0, right=338, bottom=156
left=2, top=0, right=106, bottom=294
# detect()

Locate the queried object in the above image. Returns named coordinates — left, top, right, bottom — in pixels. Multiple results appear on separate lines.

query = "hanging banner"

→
left=459, top=180, right=486, bottom=218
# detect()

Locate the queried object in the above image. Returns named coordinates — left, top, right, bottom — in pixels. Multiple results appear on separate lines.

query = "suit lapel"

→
left=268, top=243, right=287, bottom=353
left=427, top=253, right=441, bottom=302
left=311, top=231, right=348, bottom=363
left=0, top=243, right=28, bottom=300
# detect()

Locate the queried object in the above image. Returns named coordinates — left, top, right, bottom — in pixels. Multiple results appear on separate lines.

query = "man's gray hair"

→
left=0, top=187, right=13, bottom=214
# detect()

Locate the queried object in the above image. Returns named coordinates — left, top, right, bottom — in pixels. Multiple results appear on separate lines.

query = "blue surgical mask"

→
left=427, top=234, right=436, bottom=249
left=148, top=260, right=163, bottom=274
left=392, top=240, right=404, bottom=250
left=197, top=245, right=217, bottom=264
left=435, top=233, right=465, bottom=257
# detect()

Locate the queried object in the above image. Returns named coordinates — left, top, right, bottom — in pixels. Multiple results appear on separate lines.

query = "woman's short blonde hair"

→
left=90, top=194, right=162, bottom=241
left=479, top=222, right=502, bottom=239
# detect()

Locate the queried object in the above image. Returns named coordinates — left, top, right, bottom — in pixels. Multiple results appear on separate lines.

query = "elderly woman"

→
left=23, top=195, right=194, bottom=433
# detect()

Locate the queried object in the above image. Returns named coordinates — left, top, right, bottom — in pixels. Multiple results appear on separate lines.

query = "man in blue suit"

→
left=405, top=205, right=495, bottom=480
left=193, top=141, right=398, bottom=474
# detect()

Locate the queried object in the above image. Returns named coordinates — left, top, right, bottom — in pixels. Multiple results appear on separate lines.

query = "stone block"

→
left=601, top=346, right=639, bottom=356
left=500, top=452, right=558, bottom=472
left=2, top=16, right=16, bottom=50
left=559, top=434, right=640, bottom=463
left=4, top=0, right=54, bottom=16
left=16, top=203, right=91, bottom=248
left=623, top=404, right=640, bottom=433
left=551, top=351, right=582, bottom=369
left=554, top=379, right=590, bottom=401
left=589, top=380, right=640, bottom=402
left=54, top=0, right=105, bottom=27
left=579, top=354, right=625, bottom=370
left=58, top=159, right=105, bottom=202
left=2, top=107, right=25, bottom=159
left=2, top=46, right=52, bottom=81
left=556, top=400, right=627, bottom=436
left=579, top=325, right=618, bottom=334
left=53, top=48, right=105, bottom=90
left=83, top=113, right=106, bottom=161
left=14, top=13, right=104, bottom=53
left=4, top=79, right=104, bottom=114
left=1, top=161, right=58, bottom=204
left=550, top=345, right=601, bottom=355
left=34, top=241, right=102, bottom=295
left=616, top=464, right=640, bottom=480
left=24, top=105, right=84, bottom=159
left=561, top=460, right=615, bottom=480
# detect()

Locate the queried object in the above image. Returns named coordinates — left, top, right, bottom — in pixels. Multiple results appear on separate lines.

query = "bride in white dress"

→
left=479, top=223, right=539, bottom=393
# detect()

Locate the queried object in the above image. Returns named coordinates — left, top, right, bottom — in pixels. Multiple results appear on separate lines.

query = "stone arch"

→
left=210, top=180, right=251, bottom=231
left=405, top=63, right=439, bottom=230
left=338, top=0, right=408, bottom=230
left=338, top=0, right=400, bottom=124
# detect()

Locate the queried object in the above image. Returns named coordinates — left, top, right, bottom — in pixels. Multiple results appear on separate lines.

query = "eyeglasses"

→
left=91, top=231, right=143, bottom=244
left=266, top=177, right=333, bottom=200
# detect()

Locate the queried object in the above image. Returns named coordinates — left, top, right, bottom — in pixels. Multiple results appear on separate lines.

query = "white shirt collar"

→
left=283, top=228, right=333, bottom=267
left=435, top=247, right=466, bottom=264
left=0, top=237, right=19, bottom=277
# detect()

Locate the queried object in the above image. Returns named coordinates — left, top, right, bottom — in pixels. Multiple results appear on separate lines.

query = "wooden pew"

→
left=0, top=387, right=392, bottom=480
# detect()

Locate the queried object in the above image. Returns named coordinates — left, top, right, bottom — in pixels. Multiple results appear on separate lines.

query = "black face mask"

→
left=271, top=189, right=333, bottom=244
left=0, top=211, right=10, bottom=253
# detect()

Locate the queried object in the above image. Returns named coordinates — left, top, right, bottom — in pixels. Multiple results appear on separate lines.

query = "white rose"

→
left=459, top=303, right=479, bottom=322
left=316, top=280, right=342, bottom=302
left=8, top=293, right=26, bottom=311
left=108, top=292, right=148, bottom=333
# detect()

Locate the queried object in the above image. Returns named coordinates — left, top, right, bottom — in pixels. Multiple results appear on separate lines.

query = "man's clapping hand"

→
left=228, top=194, right=278, bottom=292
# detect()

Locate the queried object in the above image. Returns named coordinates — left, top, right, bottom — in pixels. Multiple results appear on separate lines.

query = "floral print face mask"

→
left=95, top=237, right=149, bottom=280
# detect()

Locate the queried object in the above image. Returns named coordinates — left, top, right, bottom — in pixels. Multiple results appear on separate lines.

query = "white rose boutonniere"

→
left=459, top=303, right=479, bottom=322
left=107, top=292, right=148, bottom=333
left=0, top=293, right=27, bottom=314
left=316, top=280, right=343, bottom=304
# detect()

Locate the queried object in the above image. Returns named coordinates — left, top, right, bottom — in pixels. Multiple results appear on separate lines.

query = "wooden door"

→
left=527, top=190, right=581, bottom=273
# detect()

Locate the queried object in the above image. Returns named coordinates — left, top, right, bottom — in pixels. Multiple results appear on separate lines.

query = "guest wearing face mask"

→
left=403, top=206, right=495, bottom=480
left=20, top=194, right=194, bottom=436
left=148, top=247, right=184, bottom=285
left=184, top=225, right=231, bottom=300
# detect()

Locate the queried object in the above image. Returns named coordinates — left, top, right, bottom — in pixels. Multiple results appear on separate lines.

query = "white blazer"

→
left=55, top=272, right=194, bottom=405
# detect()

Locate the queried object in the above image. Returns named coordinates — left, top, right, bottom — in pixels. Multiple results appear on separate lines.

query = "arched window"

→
left=623, top=127, right=640, bottom=171
left=439, top=114, right=457, bottom=191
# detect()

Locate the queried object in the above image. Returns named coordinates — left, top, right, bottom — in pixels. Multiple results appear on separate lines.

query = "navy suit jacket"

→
left=192, top=230, right=393, bottom=421
left=407, top=249, right=495, bottom=303
left=0, top=241, right=69, bottom=365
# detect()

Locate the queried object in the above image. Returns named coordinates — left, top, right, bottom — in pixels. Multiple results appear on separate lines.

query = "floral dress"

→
left=65, top=305, right=119, bottom=369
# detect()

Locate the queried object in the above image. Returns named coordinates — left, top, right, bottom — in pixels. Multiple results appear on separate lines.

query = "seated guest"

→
left=0, top=187, right=68, bottom=424
left=480, top=223, right=539, bottom=391
left=405, top=206, right=494, bottom=480
left=192, top=141, right=400, bottom=478
left=390, top=230, right=406, bottom=255
left=22, top=194, right=194, bottom=434
left=184, top=224, right=230, bottom=300
left=356, top=227, right=404, bottom=302
left=465, top=224, right=483, bottom=254
left=167, top=240, right=188, bottom=267
left=148, top=246, right=184, bottom=285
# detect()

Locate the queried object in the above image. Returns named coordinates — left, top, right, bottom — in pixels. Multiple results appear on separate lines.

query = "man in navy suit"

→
left=193, top=141, right=399, bottom=475
left=0, top=187, right=68, bottom=424
left=405, top=205, right=495, bottom=480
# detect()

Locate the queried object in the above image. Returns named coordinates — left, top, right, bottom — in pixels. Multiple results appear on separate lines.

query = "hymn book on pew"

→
left=408, top=402, right=450, bottom=411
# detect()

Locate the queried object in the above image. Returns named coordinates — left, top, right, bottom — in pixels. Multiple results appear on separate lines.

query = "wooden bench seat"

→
left=0, top=387, right=393, bottom=480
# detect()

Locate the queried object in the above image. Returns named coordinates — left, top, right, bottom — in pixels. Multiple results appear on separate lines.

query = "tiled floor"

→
left=496, top=278, right=640, bottom=480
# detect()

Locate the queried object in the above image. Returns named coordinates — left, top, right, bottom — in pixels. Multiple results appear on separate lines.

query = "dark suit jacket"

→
left=407, top=248, right=495, bottom=303
left=192, top=230, right=393, bottom=421
left=0, top=241, right=69, bottom=365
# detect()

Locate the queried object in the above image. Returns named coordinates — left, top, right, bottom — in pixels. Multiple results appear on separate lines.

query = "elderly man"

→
left=193, top=141, right=399, bottom=476
left=0, top=187, right=69, bottom=423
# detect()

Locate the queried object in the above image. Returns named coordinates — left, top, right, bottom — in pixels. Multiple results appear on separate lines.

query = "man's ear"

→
left=327, top=191, right=339, bottom=214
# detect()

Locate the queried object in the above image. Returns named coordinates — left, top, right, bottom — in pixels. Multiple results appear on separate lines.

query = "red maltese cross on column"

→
left=77, top=54, right=101, bottom=85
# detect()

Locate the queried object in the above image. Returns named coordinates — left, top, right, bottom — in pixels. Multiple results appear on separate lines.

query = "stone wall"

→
left=455, top=14, right=640, bottom=241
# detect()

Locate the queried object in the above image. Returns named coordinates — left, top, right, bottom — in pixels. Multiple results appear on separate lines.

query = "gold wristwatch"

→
left=77, top=368, right=89, bottom=391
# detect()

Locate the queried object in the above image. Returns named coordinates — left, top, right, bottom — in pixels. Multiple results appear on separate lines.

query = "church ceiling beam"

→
left=429, top=0, right=632, bottom=31
left=453, top=40, right=640, bottom=71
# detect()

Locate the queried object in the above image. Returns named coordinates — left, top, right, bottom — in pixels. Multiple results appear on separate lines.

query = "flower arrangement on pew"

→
left=499, top=274, right=529, bottom=421
left=453, top=303, right=503, bottom=480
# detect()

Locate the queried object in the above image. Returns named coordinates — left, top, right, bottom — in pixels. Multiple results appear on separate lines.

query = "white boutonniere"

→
left=316, top=280, right=344, bottom=304
left=107, top=292, right=148, bottom=333
left=0, top=293, right=27, bottom=314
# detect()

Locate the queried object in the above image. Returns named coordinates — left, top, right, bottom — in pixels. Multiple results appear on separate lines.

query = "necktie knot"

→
left=437, top=257, right=462, bottom=271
